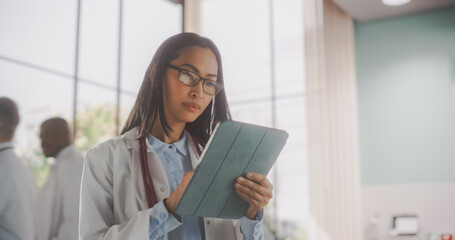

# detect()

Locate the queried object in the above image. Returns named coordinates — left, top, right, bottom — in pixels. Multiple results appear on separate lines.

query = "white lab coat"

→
left=79, top=127, right=245, bottom=240
left=36, top=144, right=84, bottom=240
left=0, top=142, right=37, bottom=240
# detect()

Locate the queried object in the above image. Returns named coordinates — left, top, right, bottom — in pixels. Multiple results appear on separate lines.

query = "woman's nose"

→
left=190, top=81, right=204, bottom=97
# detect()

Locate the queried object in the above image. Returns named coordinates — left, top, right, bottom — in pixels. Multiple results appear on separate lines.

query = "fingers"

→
left=235, top=182, right=271, bottom=206
left=237, top=173, right=273, bottom=197
left=234, top=173, right=274, bottom=220
left=235, top=187, right=260, bottom=205
left=235, top=173, right=274, bottom=203
left=245, top=172, right=273, bottom=190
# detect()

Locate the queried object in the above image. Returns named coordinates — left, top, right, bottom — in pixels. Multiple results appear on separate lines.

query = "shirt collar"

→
left=147, top=131, right=189, bottom=157
left=173, top=131, right=188, bottom=156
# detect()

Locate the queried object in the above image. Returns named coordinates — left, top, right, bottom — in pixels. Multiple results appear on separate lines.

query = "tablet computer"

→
left=175, top=120, right=288, bottom=219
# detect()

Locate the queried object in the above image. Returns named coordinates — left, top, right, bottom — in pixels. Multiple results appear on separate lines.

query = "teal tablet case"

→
left=175, top=120, right=289, bottom=219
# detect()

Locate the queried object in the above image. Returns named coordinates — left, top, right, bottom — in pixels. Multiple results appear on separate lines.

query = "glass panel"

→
left=0, top=60, right=73, bottom=188
left=273, top=0, right=305, bottom=96
left=0, top=0, right=76, bottom=75
left=228, top=101, right=278, bottom=236
left=202, top=0, right=272, bottom=103
left=121, top=0, right=182, bottom=93
left=275, top=96, right=308, bottom=239
left=229, top=100, right=272, bottom=127
left=119, top=92, right=137, bottom=133
left=76, top=82, right=117, bottom=153
left=78, top=0, right=119, bottom=87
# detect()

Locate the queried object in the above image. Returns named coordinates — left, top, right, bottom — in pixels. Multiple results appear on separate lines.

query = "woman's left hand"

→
left=234, top=172, right=273, bottom=220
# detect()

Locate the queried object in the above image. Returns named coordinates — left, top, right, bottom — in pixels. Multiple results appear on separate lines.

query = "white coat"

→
left=0, top=142, right=37, bottom=240
left=79, top=127, right=247, bottom=240
left=36, top=144, right=84, bottom=240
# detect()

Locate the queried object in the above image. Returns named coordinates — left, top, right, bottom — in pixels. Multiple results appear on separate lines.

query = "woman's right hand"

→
left=164, top=170, right=194, bottom=214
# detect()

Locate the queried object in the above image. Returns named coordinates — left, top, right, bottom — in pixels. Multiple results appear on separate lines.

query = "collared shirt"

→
left=147, top=132, right=263, bottom=240
left=0, top=141, right=36, bottom=240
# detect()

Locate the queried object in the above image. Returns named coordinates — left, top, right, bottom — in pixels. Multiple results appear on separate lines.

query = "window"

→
left=0, top=0, right=182, bottom=187
left=202, top=0, right=307, bottom=238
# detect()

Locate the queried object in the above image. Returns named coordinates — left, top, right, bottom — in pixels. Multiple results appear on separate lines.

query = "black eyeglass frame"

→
left=167, top=64, right=223, bottom=95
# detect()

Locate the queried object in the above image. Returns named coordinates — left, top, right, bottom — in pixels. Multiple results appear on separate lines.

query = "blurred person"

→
left=36, top=117, right=83, bottom=240
left=0, top=97, right=37, bottom=240
left=79, top=33, right=272, bottom=239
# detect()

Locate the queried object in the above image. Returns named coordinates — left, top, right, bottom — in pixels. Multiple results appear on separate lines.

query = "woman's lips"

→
left=183, top=103, right=200, bottom=113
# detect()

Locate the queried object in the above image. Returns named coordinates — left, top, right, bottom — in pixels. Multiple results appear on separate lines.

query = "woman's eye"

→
left=205, top=81, right=216, bottom=88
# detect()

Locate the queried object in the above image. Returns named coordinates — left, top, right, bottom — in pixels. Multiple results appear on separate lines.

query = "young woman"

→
left=79, top=33, right=273, bottom=240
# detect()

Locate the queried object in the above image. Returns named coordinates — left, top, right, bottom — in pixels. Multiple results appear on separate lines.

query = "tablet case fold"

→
left=175, top=120, right=288, bottom=219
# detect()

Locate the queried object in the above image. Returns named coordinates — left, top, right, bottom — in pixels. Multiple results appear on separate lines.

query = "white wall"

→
left=362, top=182, right=455, bottom=240
left=355, top=7, right=455, bottom=240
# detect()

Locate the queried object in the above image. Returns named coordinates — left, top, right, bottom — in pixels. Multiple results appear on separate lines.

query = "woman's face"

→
left=162, top=46, right=218, bottom=126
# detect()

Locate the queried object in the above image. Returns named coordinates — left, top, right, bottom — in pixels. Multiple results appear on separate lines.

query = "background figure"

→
left=0, top=97, right=37, bottom=240
left=36, top=117, right=83, bottom=240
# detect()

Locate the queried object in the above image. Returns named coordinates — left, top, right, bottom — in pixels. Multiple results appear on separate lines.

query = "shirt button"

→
left=160, top=187, right=165, bottom=192
left=168, top=145, right=173, bottom=149
left=254, top=231, right=260, bottom=236
left=160, top=212, right=167, bottom=220
left=152, top=218, right=159, bottom=226
left=206, top=220, right=210, bottom=225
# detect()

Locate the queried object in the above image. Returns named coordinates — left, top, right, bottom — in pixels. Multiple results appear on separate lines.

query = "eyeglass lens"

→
left=179, top=70, right=220, bottom=95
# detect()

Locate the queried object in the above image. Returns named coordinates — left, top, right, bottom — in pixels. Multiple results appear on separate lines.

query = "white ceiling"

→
left=331, top=0, right=455, bottom=22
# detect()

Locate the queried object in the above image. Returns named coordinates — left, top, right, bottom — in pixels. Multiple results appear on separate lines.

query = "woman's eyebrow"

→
left=180, top=63, right=217, bottom=78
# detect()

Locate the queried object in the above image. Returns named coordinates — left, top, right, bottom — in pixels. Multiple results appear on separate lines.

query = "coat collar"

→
left=52, top=144, right=75, bottom=167
left=123, top=127, right=203, bottom=166
left=0, top=141, right=13, bottom=150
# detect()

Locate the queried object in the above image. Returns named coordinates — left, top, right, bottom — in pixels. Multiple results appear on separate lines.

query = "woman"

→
left=79, top=33, right=273, bottom=240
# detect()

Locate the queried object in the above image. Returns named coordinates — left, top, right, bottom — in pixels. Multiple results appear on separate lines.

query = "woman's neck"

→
left=151, top=120, right=185, bottom=144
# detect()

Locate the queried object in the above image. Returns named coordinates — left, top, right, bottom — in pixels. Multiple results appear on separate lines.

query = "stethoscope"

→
left=138, top=130, right=205, bottom=208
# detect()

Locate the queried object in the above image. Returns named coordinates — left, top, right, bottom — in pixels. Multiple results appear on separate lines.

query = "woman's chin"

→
left=180, top=114, right=201, bottom=124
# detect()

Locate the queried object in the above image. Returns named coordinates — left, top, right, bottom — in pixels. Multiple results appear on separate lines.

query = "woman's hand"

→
left=164, top=170, right=194, bottom=214
left=234, top=172, right=273, bottom=220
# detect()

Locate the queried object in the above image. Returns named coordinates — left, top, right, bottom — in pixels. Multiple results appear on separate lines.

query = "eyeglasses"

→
left=167, top=64, right=223, bottom=95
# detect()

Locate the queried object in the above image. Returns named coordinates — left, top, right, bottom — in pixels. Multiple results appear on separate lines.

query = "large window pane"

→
left=121, top=0, right=182, bottom=93
left=202, top=0, right=272, bottom=103
left=202, top=1, right=308, bottom=239
left=0, top=60, right=73, bottom=187
left=0, top=0, right=76, bottom=75
left=119, top=92, right=137, bottom=132
left=76, top=83, right=117, bottom=153
left=275, top=96, right=308, bottom=239
left=79, top=0, right=119, bottom=87
left=274, top=0, right=305, bottom=96
left=230, top=101, right=272, bottom=127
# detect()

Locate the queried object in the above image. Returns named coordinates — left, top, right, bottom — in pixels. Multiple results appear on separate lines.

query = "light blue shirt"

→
left=147, top=131, right=263, bottom=240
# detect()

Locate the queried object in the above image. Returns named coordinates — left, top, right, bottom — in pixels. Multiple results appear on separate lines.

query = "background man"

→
left=0, top=97, right=37, bottom=240
left=36, top=117, right=83, bottom=240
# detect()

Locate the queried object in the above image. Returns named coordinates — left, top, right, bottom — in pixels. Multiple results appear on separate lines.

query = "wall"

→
left=355, top=7, right=455, bottom=240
